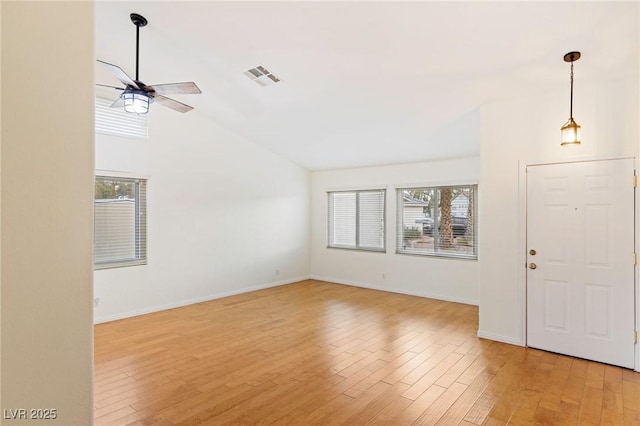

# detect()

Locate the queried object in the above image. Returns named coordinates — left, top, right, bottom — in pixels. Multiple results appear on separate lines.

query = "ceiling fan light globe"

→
left=561, top=117, right=580, bottom=146
left=122, top=91, right=151, bottom=114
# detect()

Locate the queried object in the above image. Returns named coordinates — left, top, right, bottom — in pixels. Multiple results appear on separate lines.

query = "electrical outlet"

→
left=276, top=269, right=280, bottom=275
left=382, top=273, right=386, bottom=279
left=94, top=297, right=101, bottom=307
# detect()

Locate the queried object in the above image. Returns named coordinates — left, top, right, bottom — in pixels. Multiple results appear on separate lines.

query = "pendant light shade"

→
left=561, top=117, right=581, bottom=146
left=561, top=51, right=581, bottom=146
left=122, top=90, right=152, bottom=114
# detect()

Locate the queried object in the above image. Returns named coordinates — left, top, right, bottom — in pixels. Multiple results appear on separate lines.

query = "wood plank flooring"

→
left=94, top=280, right=640, bottom=425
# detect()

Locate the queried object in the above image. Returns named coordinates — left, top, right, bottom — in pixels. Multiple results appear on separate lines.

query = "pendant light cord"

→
left=569, top=61, right=574, bottom=119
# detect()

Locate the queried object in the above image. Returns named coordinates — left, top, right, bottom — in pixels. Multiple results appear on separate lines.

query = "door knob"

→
left=529, top=263, right=537, bottom=270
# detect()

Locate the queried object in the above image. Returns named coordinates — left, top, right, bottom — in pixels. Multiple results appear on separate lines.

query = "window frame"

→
left=327, top=189, right=386, bottom=253
left=94, top=174, right=147, bottom=270
left=396, top=184, right=477, bottom=260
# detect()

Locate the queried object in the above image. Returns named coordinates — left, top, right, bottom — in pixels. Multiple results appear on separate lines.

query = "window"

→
left=95, top=97, right=148, bottom=140
left=328, top=189, right=385, bottom=251
left=397, top=185, right=477, bottom=259
left=94, top=176, right=147, bottom=269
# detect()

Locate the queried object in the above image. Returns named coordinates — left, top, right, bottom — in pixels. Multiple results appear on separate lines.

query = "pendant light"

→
left=560, top=51, right=581, bottom=146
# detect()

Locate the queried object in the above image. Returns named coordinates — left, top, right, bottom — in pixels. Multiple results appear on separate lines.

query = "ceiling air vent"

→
left=245, top=65, right=281, bottom=86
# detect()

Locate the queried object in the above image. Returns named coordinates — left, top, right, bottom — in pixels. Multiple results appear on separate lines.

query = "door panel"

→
left=543, top=279, right=568, bottom=332
left=584, top=283, right=611, bottom=339
left=585, top=205, right=611, bottom=267
left=527, top=159, right=635, bottom=368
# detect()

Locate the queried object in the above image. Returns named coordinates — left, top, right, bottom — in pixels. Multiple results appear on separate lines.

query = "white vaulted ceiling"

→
left=95, top=1, right=639, bottom=171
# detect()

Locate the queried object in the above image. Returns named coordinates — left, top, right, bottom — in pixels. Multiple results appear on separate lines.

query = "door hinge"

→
left=634, top=253, right=637, bottom=266
left=635, top=331, right=638, bottom=344
left=634, top=175, right=637, bottom=188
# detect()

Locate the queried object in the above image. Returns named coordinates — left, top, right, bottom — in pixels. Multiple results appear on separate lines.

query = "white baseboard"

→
left=477, top=330, right=524, bottom=346
left=93, top=275, right=310, bottom=324
left=310, top=275, right=478, bottom=306
left=95, top=275, right=478, bottom=324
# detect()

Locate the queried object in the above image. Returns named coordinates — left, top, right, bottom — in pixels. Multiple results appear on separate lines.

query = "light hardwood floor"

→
left=94, top=280, right=640, bottom=425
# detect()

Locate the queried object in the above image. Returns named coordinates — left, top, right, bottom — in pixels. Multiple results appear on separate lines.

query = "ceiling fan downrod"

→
left=130, top=13, right=148, bottom=82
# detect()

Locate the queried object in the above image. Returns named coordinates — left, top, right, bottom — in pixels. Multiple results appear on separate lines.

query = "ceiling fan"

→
left=97, top=13, right=201, bottom=114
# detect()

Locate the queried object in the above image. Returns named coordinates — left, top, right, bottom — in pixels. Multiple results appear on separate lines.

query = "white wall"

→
left=94, top=105, right=310, bottom=323
left=479, top=75, right=639, bottom=345
left=1, top=2, right=94, bottom=424
left=310, top=158, right=480, bottom=305
left=0, top=0, right=4, bottom=413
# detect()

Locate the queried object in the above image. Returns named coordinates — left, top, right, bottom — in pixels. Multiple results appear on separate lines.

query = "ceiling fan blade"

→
left=109, top=97, right=124, bottom=108
left=153, top=95, right=194, bottom=113
left=148, top=82, right=202, bottom=95
left=97, top=60, right=139, bottom=89
left=96, top=83, right=125, bottom=91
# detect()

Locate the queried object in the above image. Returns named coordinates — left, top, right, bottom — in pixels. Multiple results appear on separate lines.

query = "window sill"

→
left=396, top=250, right=477, bottom=261
left=327, top=245, right=386, bottom=254
left=94, top=259, right=147, bottom=270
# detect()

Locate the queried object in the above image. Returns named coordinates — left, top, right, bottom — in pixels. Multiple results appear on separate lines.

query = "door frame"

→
left=518, top=156, right=639, bottom=372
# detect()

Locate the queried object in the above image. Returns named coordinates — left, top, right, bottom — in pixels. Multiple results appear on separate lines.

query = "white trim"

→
left=324, top=184, right=389, bottom=193
left=477, top=330, right=524, bottom=346
left=93, top=275, right=310, bottom=324
left=95, top=169, right=149, bottom=180
left=391, top=179, right=479, bottom=191
left=636, top=158, right=640, bottom=372
left=518, top=161, right=528, bottom=347
left=522, top=155, right=635, bottom=168
left=310, top=275, right=478, bottom=306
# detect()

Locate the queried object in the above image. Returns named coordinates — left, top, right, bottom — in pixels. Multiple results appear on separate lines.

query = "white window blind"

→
left=397, top=185, right=477, bottom=259
left=328, top=189, right=385, bottom=251
left=329, top=192, right=356, bottom=247
left=95, top=97, right=148, bottom=140
left=94, top=176, right=147, bottom=269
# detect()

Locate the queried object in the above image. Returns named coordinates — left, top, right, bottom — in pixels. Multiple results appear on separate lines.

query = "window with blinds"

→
left=95, top=97, right=148, bottom=139
left=94, top=176, right=147, bottom=269
left=397, top=185, right=477, bottom=259
left=328, top=189, right=385, bottom=252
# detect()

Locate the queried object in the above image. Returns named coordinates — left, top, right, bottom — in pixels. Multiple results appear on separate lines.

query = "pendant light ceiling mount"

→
left=563, top=51, right=581, bottom=63
left=560, top=50, right=582, bottom=146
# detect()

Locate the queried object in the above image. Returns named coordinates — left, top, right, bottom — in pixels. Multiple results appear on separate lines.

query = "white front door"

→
left=526, top=159, right=635, bottom=368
